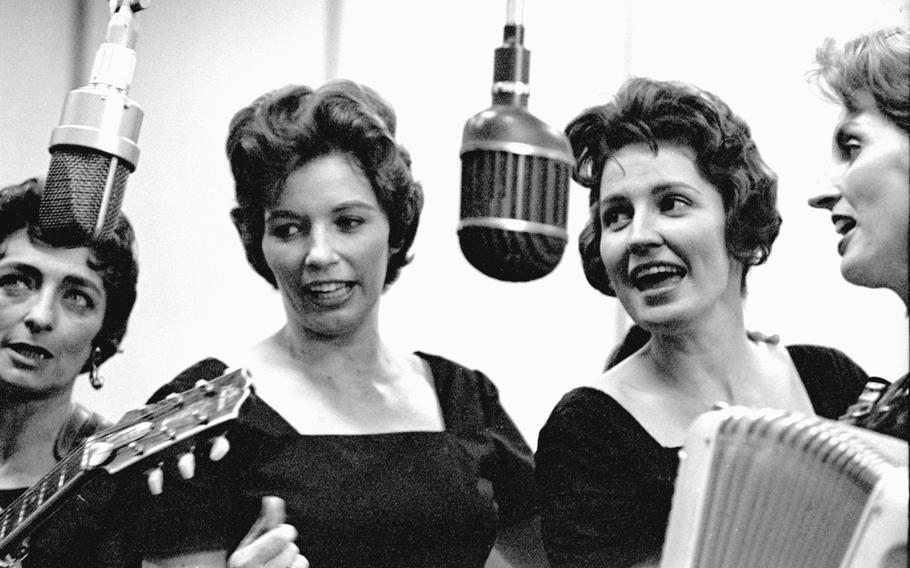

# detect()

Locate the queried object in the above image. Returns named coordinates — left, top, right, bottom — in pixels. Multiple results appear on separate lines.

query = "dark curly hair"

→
left=568, top=77, right=781, bottom=296
left=810, top=26, right=909, bottom=134
left=0, top=177, right=138, bottom=369
left=226, top=79, right=424, bottom=288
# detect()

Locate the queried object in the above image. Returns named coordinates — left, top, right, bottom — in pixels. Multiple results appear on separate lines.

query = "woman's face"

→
left=261, top=152, right=391, bottom=339
left=598, top=144, right=742, bottom=329
left=0, top=229, right=106, bottom=398
left=809, top=92, right=909, bottom=303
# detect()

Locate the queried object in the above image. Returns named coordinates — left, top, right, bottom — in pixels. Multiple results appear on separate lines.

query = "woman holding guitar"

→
left=0, top=176, right=138, bottom=566
left=120, top=80, right=548, bottom=568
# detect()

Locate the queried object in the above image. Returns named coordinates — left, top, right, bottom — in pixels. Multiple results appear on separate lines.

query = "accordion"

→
left=661, top=406, right=908, bottom=568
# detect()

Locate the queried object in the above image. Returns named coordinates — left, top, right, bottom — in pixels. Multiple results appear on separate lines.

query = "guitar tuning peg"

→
left=146, top=465, right=164, bottom=495
left=194, top=378, right=215, bottom=395
left=209, top=435, right=230, bottom=462
left=177, top=451, right=196, bottom=479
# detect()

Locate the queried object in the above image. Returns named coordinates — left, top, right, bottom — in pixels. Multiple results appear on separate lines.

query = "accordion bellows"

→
left=661, top=406, right=908, bottom=568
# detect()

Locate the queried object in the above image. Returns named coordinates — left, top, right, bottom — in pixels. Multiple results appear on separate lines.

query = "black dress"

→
left=116, top=352, right=537, bottom=568
left=535, top=345, right=869, bottom=568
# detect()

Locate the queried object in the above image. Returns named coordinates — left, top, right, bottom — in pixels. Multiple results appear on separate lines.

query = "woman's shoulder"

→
left=783, top=343, right=869, bottom=381
left=750, top=339, right=868, bottom=383
left=412, top=351, right=501, bottom=417
left=413, top=350, right=476, bottom=373
left=784, top=343, right=859, bottom=361
left=414, top=351, right=530, bottom=429
left=783, top=343, right=870, bottom=418
left=414, top=351, right=497, bottom=394
left=537, top=383, right=666, bottom=467
left=543, top=382, right=633, bottom=435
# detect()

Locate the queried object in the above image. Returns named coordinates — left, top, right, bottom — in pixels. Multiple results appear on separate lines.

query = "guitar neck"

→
left=0, top=442, right=97, bottom=556
left=0, top=367, right=251, bottom=560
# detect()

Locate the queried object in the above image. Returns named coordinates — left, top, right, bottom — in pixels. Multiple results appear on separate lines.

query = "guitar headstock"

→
left=82, top=368, right=252, bottom=474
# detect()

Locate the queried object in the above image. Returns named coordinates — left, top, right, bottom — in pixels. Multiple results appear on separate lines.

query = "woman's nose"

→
left=809, top=163, right=846, bottom=210
left=304, top=226, right=339, bottom=268
left=24, top=289, right=56, bottom=333
left=627, top=213, right=663, bottom=255
left=808, top=192, right=840, bottom=210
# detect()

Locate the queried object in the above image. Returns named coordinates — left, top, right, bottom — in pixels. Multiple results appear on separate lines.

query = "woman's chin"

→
left=840, top=254, right=887, bottom=291
left=627, top=306, right=689, bottom=332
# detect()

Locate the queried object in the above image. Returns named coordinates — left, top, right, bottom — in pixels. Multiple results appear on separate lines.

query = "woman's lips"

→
left=629, top=263, right=687, bottom=292
left=302, top=281, right=355, bottom=306
left=4, top=342, right=53, bottom=368
left=837, top=231, right=852, bottom=257
left=832, top=215, right=856, bottom=257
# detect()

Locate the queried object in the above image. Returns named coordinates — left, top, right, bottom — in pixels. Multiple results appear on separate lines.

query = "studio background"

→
left=1, top=0, right=907, bottom=445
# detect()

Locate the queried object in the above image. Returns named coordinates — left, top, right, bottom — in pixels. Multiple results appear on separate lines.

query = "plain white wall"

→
left=1, top=0, right=907, bottom=446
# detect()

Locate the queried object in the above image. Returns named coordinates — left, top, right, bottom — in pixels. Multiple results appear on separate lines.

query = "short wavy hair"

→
left=568, top=77, right=780, bottom=296
left=0, top=177, right=138, bottom=369
left=226, top=79, right=424, bottom=288
left=810, top=26, right=909, bottom=134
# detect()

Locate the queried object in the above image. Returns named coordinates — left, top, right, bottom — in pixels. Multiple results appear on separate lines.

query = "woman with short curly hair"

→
left=0, top=176, right=138, bottom=567
left=535, top=77, right=869, bottom=567
left=123, top=79, right=547, bottom=568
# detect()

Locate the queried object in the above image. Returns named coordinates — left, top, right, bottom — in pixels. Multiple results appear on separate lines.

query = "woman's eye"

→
left=337, top=217, right=364, bottom=231
left=839, top=138, right=862, bottom=161
left=63, top=290, right=95, bottom=311
left=660, top=195, right=690, bottom=214
left=601, top=207, right=632, bottom=231
left=269, top=223, right=302, bottom=240
left=835, top=129, right=863, bottom=161
left=0, top=273, right=32, bottom=294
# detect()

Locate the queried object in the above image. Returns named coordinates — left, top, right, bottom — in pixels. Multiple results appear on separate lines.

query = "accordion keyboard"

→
left=661, top=406, right=908, bottom=568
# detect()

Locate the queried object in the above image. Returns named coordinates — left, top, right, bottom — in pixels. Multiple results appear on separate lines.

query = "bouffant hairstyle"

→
left=0, top=177, right=138, bottom=369
left=810, top=26, right=909, bottom=134
left=226, top=79, right=424, bottom=288
left=568, top=77, right=780, bottom=296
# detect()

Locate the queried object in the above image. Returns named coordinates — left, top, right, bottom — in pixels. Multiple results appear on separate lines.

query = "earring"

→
left=89, top=346, right=104, bottom=390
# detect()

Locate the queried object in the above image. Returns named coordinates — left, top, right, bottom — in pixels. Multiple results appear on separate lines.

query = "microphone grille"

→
left=459, top=149, right=570, bottom=281
left=39, top=147, right=130, bottom=243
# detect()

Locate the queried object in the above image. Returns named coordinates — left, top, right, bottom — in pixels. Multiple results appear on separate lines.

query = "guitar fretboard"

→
left=0, top=443, right=89, bottom=550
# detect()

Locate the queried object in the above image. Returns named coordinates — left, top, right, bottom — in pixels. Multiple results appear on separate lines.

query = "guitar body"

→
left=0, top=368, right=252, bottom=566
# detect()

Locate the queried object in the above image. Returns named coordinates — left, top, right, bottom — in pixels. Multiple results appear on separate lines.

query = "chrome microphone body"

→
left=38, top=3, right=145, bottom=245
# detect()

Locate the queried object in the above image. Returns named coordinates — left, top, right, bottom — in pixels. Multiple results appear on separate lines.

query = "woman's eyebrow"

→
left=333, top=200, right=378, bottom=213
left=63, top=274, right=104, bottom=296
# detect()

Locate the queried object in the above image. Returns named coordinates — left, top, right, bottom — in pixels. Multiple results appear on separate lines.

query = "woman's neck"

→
left=643, top=303, right=756, bottom=402
left=270, top=321, right=401, bottom=386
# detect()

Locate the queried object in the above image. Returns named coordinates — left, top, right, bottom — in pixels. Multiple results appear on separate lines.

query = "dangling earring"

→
left=89, top=346, right=104, bottom=390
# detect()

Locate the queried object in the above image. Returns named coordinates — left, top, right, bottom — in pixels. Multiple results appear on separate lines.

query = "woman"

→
left=534, top=77, right=869, bottom=568
left=0, top=176, right=139, bottom=567
left=123, top=80, right=547, bottom=568
left=808, top=25, right=909, bottom=441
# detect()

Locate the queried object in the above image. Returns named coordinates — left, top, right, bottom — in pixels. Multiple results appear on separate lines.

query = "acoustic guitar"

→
left=0, top=368, right=252, bottom=566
